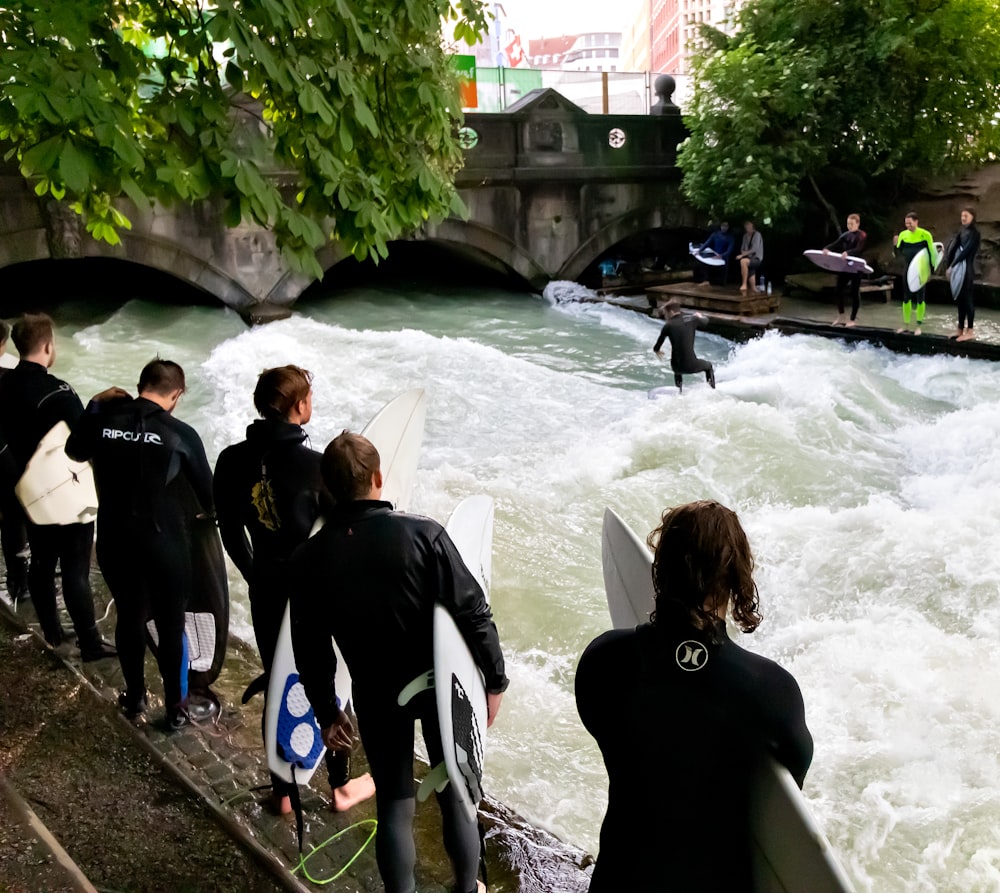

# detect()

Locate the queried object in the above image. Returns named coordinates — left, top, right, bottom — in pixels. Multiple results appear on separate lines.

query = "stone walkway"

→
left=0, top=569, right=591, bottom=893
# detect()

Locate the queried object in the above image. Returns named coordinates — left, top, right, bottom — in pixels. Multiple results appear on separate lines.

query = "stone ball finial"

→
left=651, top=74, right=679, bottom=115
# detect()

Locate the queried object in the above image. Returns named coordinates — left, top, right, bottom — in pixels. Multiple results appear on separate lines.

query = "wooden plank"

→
left=645, top=283, right=779, bottom=315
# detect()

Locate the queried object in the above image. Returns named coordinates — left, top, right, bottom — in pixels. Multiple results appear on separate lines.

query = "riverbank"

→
left=0, top=563, right=592, bottom=893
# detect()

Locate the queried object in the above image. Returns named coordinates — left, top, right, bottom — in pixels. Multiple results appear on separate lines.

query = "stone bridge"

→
left=0, top=90, right=693, bottom=317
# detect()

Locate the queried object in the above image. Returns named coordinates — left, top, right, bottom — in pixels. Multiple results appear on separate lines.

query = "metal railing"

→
left=466, top=68, right=691, bottom=114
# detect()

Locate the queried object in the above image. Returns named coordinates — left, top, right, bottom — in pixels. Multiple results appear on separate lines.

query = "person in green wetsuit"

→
left=893, top=211, right=938, bottom=335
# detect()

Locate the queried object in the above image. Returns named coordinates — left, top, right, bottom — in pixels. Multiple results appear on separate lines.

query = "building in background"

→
left=651, top=0, right=742, bottom=73
left=621, top=0, right=652, bottom=72
left=527, top=33, right=622, bottom=72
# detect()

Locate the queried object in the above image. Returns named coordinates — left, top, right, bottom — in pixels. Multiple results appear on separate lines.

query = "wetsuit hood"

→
left=244, top=417, right=308, bottom=450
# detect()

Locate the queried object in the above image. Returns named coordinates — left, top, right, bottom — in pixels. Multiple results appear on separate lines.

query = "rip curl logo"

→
left=101, top=428, right=162, bottom=444
left=675, top=640, right=708, bottom=672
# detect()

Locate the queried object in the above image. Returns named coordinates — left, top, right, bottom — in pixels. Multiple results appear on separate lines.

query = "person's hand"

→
left=841, top=252, right=848, bottom=259
left=321, top=709, right=355, bottom=752
left=486, top=692, right=503, bottom=728
left=822, top=248, right=829, bottom=255
left=654, top=349, right=664, bottom=359
left=945, top=266, right=952, bottom=279
left=91, top=386, right=131, bottom=402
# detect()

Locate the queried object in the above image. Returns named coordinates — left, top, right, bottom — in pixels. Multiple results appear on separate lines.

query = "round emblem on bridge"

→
left=458, top=126, right=479, bottom=150
left=675, top=640, right=709, bottom=671
left=608, top=128, right=626, bottom=149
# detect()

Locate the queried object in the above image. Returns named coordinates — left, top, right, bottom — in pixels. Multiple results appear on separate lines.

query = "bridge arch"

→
left=557, top=200, right=697, bottom=283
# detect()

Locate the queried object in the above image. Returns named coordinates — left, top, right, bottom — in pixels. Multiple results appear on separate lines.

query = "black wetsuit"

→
left=0, top=360, right=104, bottom=652
left=946, top=224, right=981, bottom=330
left=66, top=396, right=214, bottom=717
left=576, top=621, right=813, bottom=893
left=653, top=314, right=715, bottom=391
left=288, top=500, right=508, bottom=893
left=0, top=366, right=29, bottom=601
left=825, top=229, right=868, bottom=320
left=213, top=418, right=348, bottom=797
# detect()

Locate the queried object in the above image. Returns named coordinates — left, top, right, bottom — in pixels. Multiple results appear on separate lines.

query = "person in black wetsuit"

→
left=213, top=365, right=375, bottom=815
left=288, top=432, right=508, bottom=893
left=576, top=500, right=813, bottom=892
left=944, top=207, right=982, bottom=342
left=0, top=313, right=114, bottom=660
left=653, top=299, right=716, bottom=393
left=66, top=359, right=214, bottom=728
left=824, top=213, right=867, bottom=327
left=0, top=320, right=29, bottom=603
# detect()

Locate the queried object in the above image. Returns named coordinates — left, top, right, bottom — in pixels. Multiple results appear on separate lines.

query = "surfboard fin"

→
left=416, top=762, right=451, bottom=802
left=397, top=669, right=434, bottom=706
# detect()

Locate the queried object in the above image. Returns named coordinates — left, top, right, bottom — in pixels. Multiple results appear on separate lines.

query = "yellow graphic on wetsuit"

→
left=251, top=479, right=281, bottom=531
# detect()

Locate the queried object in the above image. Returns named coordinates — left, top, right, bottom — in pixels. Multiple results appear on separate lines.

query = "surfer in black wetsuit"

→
left=213, top=365, right=375, bottom=815
left=576, top=500, right=813, bottom=892
left=288, top=432, right=508, bottom=893
left=652, top=299, right=716, bottom=393
left=0, top=320, right=29, bottom=604
left=944, top=207, right=981, bottom=342
left=66, top=359, right=214, bottom=728
left=0, top=313, right=114, bottom=660
left=824, top=213, right=867, bottom=326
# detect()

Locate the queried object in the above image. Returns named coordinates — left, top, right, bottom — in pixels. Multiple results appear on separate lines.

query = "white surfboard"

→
left=265, top=389, right=427, bottom=785
left=950, top=259, right=967, bottom=300
left=689, top=243, right=726, bottom=266
left=906, top=249, right=932, bottom=292
left=15, top=422, right=98, bottom=525
left=406, top=495, right=494, bottom=822
left=803, top=249, right=873, bottom=276
left=600, top=507, right=855, bottom=893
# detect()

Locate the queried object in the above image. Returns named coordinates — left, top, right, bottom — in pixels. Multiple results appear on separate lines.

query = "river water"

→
left=48, top=284, right=1000, bottom=892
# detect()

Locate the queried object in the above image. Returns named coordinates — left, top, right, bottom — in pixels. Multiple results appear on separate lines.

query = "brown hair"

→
left=11, top=312, right=54, bottom=356
left=962, top=206, right=977, bottom=221
left=137, top=358, right=186, bottom=396
left=253, top=365, right=313, bottom=420
left=904, top=210, right=919, bottom=222
left=0, top=320, right=9, bottom=345
left=664, top=298, right=682, bottom=317
left=847, top=213, right=860, bottom=224
left=321, top=431, right=381, bottom=503
left=647, top=500, right=762, bottom=636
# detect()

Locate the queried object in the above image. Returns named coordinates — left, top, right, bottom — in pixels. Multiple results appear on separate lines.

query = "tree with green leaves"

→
left=0, top=0, right=486, bottom=277
left=677, top=0, right=1000, bottom=233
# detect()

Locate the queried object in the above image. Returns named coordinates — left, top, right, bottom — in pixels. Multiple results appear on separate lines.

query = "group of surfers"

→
left=690, top=208, right=982, bottom=340
left=0, top=310, right=814, bottom=892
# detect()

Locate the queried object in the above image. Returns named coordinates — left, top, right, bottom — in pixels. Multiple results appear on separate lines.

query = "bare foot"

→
left=331, top=773, right=376, bottom=811
left=957, top=331, right=976, bottom=342
left=697, top=280, right=711, bottom=288
left=845, top=320, right=857, bottom=328
left=739, top=286, right=748, bottom=293
left=831, top=315, right=844, bottom=326
left=272, top=793, right=292, bottom=816
left=895, top=327, right=908, bottom=334
left=913, top=327, right=922, bottom=335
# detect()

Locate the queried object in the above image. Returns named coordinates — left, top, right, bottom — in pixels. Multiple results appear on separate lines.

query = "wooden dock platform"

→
left=645, top=282, right=780, bottom=315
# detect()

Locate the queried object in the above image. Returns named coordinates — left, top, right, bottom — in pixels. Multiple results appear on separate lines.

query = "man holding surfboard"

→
left=66, top=359, right=214, bottom=728
left=577, top=500, right=813, bottom=891
left=289, top=431, right=507, bottom=893
left=824, top=213, right=867, bottom=326
left=893, top=211, right=938, bottom=335
left=0, top=313, right=114, bottom=661
left=944, top=207, right=981, bottom=342
left=691, top=221, right=734, bottom=287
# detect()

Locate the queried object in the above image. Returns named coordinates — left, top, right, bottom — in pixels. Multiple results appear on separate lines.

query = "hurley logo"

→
left=675, top=640, right=708, bottom=672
